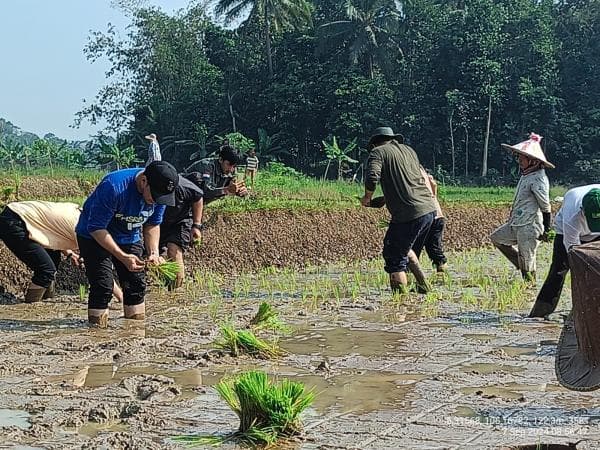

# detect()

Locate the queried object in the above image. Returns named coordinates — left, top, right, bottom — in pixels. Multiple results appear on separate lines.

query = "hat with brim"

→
left=556, top=240, right=600, bottom=391
left=368, top=127, right=404, bottom=146
left=144, top=161, right=178, bottom=206
left=145, top=133, right=157, bottom=140
left=501, top=133, right=555, bottom=169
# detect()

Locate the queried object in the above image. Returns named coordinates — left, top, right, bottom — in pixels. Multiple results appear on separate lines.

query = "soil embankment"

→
left=0, top=204, right=509, bottom=295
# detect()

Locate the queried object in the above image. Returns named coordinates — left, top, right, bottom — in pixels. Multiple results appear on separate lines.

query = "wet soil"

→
left=0, top=247, right=596, bottom=449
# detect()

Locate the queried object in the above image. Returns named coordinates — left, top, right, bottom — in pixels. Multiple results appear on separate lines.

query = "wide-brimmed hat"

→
left=144, top=161, right=178, bottom=206
left=368, top=127, right=404, bottom=146
left=145, top=133, right=157, bottom=140
left=556, top=240, right=600, bottom=391
left=501, top=133, right=555, bottom=169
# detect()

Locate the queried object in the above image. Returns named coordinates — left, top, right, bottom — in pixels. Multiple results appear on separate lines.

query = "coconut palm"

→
left=215, top=0, right=313, bottom=78
left=318, top=0, right=402, bottom=79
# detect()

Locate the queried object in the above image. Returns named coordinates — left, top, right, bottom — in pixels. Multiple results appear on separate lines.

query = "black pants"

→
left=160, top=218, right=192, bottom=251
left=383, top=212, right=434, bottom=273
left=529, top=234, right=569, bottom=317
left=77, top=236, right=146, bottom=310
left=0, top=207, right=61, bottom=288
left=423, top=217, right=447, bottom=266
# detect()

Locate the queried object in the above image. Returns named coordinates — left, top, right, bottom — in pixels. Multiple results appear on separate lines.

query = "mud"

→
left=0, top=246, right=597, bottom=449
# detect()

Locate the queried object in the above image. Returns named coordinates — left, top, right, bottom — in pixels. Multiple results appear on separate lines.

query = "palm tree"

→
left=318, top=0, right=402, bottom=79
left=215, top=0, right=313, bottom=78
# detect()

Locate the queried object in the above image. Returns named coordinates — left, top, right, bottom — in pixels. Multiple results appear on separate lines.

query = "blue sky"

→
left=0, top=0, right=191, bottom=141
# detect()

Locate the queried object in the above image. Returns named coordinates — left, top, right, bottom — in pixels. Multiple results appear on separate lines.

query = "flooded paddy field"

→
left=0, top=246, right=596, bottom=449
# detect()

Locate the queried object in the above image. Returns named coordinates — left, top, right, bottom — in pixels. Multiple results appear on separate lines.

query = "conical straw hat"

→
left=501, top=133, right=555, bottom=169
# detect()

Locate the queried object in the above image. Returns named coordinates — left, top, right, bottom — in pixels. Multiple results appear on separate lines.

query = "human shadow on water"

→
left=0, top=317, right=87, bottom=332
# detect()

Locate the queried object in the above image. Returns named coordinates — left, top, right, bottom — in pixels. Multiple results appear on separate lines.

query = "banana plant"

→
left=321, top=136, right=358, bottom=180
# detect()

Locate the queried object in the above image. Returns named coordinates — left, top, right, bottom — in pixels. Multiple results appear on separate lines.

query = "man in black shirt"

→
left=186, top=146, right=248, bottom=203
left=160, top=173, right=204, bottom=288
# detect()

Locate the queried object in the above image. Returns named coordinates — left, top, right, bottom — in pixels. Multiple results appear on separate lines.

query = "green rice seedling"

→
left=178, top=370, right=313, bottom=447
left=249, top=302, right=290, bottom=333
left=147, top=260, right=181, bottom=286
left=217, top=324, right=281, bottom=358
left=377, top=218, right=390, bottom=229
left=78, top=284, right=88, bottom=302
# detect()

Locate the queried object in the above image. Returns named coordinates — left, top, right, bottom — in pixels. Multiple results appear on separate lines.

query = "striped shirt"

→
left=246, top=155, right=259, bottom=170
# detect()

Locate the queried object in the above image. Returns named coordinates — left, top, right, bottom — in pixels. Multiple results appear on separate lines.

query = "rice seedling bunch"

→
left=217, top=324, right=281, bottom=358
left=249, top=302, right=289, bottom=333
left=215, top=370, right=315, bottom=445
left=377, top=218, right=390, bottom=229
left=147, top=260, right=181, bottom=285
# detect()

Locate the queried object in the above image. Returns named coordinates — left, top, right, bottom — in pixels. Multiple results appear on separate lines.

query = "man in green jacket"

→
left=361, top=127, right=437, bottom=293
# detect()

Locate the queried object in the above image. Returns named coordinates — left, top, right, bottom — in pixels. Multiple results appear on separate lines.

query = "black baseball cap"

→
left=144, top=161, right=179, bottom=206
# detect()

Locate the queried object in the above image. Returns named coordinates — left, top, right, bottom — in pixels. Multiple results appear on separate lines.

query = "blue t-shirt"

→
left=76, top=168, right=166, bottom=244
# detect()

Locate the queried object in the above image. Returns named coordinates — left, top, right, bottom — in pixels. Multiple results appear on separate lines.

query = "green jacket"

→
left=366, top=140, right=436, bottom=223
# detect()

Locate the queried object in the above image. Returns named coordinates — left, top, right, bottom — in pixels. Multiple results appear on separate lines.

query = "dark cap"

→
left=144, top=161, right=179, bottom=206
left=219, top=145, right=243, bottom=166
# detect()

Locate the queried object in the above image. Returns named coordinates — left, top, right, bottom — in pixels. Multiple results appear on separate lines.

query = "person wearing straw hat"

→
left=490, top=133, right=553, bottom=282
left=145, top=133, right=161, bottom=167
left=529, top=185, right=600, bottom=318
left=361, top=126, right=437, bottom=294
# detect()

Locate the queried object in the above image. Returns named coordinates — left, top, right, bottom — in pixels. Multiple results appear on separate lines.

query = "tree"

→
left=215, top=0, right=313, bottom=78
left=318, top=0, right=402, bottom=79
left=98, top=142, right=141, bottom=170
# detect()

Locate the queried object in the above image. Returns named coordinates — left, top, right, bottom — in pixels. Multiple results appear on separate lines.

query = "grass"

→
left=174, top=370, right=315, bottom=447
left=216, top=324, right=282, bottom=359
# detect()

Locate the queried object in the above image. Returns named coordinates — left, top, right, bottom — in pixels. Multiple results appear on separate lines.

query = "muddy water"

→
left=0, top=247, right=598, bottom=449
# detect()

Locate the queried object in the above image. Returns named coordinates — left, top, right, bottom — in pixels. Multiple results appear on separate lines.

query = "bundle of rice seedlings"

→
left=249, top=302, right=289, bottom=333
left=147, top=260, right=181, bottom=286
left=377, top=218, right=390, bottom=229
left=219, top=370, right=314, bottom=444
left=173, top=371, right=314, bottom=447
left=217, top=324, right=281, bottom=359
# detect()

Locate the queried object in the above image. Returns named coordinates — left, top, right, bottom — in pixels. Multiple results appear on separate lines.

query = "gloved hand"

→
left=539, top=212, right=552, bottom=242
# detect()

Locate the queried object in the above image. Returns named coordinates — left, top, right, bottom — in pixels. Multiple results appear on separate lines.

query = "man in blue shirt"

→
left=76, top=161, right=178, bottom=327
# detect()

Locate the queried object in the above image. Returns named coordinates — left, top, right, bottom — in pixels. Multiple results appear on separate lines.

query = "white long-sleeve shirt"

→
left=145, top=140, right=161, bottom=166
left=555, top=184, right=600, bottom=251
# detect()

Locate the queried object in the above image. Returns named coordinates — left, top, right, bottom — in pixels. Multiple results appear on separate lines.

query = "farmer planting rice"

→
left=0, top=201, right=122, bottom=303
left=76, top=161, right=178, bottom=327
left=159, top=172, right=204, bottom=289
left=490, top=133, right=553, bottom=283
left=529, top=185, right=600, bottom=318
left=361, top=126, right=437, bottom=294
left=186, top=145, right=248, bottom=202
left=420, top=167, right=448, bottom=273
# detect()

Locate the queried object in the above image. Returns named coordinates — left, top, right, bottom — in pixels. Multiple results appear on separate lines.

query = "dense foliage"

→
left=75, top=0, right=600, bottom=184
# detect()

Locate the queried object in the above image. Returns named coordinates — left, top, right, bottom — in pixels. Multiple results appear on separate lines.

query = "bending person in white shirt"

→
left=529, top=185, right=600, bottom=318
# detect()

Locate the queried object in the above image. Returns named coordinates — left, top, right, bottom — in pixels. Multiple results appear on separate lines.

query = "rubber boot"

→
left=42, top=281, right=56, bottom=299
left=24, top=284, right=46, bottom=303
left=494, top=244, right=520, bottom=270
left=389, top=272, right=408, bottom=295
left=408, top=259, right=430, bottom=294
left=88, top=310, right=109, bottom=328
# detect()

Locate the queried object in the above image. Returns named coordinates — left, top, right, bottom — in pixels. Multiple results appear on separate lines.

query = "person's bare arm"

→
left=143, top=224, right=161, bottom=264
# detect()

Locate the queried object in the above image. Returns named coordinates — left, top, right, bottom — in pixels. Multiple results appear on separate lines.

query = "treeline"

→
left=76, top=0, right=600, bottom=184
